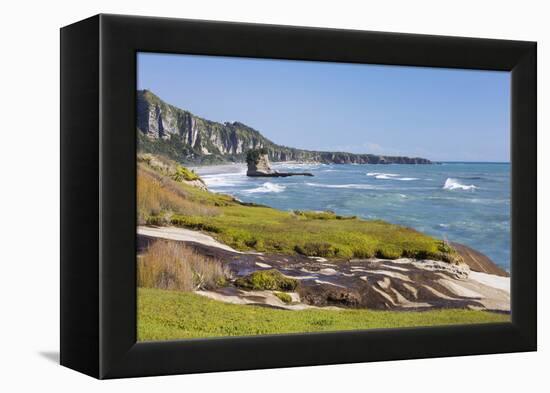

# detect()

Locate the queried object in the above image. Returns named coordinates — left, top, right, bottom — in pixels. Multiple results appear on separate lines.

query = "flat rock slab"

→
left=247, top=171, right=313, bottom=177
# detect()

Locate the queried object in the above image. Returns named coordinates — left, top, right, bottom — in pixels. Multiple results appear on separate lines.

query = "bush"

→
left=293, top=210, right=356, bottom=220
left=375, top=245, right=402, bottom=259
left=295, top=242, right=337, bottom=258
left=352, top=248, right=376, bottom=259
left=234, top=269, right=298, bottom=291
left=172, top=165, right=200, bottom=182
left=274, top=292, right=293, bottom=304
left=146, top=214, right=171, bottom=226
left=170, top=215, right=221, bottom=233
left=137, top=241, right=231, bottom=291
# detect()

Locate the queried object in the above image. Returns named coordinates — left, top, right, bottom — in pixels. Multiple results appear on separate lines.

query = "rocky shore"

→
left=138, top=226, right=510, bottom=313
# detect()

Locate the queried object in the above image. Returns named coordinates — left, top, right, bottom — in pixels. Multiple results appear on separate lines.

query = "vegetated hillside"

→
left=137, top=154, right=457, bottom=262
left=137, top=89, right=432, bottom=165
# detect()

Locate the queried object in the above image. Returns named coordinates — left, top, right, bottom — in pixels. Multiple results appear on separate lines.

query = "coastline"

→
left=138, top=225, right=510, bottom=313
left=193, top=161, right=511, bottom=273
left=136, top=155, right=511, bottom=340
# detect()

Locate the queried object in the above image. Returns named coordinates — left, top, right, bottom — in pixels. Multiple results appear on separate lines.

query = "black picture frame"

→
left=60, top=14, right=537, bottom=379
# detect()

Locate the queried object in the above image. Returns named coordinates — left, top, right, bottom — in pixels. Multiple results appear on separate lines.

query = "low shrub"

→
left=375, top=245, right=402, bottom=260
left=172, top=165, right=201, bottom=182
left=170, top=215, right=221, bottom=233
left=137, top=240, right=231, bottom=291
left=294, top=210, right=356, bottom=220
left=295, top=242, right=335, bottom=257
left=274, top=292, right=293, bottom=304
left=234, top=269, right=298, bottom=291
left=352, top=248, right=376, bottom=259
left=293, top=242, right=353, bottom=258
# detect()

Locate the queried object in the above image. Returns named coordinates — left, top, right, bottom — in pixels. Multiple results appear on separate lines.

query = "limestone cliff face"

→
left=137, top=90, right=432, bottom=165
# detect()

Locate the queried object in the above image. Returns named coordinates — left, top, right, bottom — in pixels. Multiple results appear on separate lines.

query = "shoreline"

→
left=192, top=162, right=510, bottom=273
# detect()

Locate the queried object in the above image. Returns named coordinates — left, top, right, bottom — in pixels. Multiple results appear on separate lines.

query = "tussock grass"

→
left=137, top=240, right=231, bottom=291
left=137, top=165, right=219, bottom=224
left=138, top=288, right=510, bottom=341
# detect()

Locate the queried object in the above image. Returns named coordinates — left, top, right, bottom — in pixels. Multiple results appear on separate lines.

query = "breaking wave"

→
left=367, top=172, right=418, bottom=181
left=306, top=183, right=379, bottom=190
left=443, top=178, right=477, bottom=191
left=244, top=182, right=286, bottom=193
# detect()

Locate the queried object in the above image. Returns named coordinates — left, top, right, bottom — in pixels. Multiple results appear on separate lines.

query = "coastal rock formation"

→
left=137, top=90, right=432, bottom=165
left=246, top=149, right=313, bottom=177
left=137, top=228, right=510, bottom=313
left=247, top=149, right=273, bottom=175
left=451, top=242, right=509, bottom=277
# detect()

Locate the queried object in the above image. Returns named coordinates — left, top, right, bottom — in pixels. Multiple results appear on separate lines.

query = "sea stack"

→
left=246, top=149, right=313, bottom=177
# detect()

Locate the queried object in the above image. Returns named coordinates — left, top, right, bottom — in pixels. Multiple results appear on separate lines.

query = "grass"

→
left=137, top=154, right=462, bottom=262
left=138, top=240, right=231, bottom=291
left=137, top=164, right=219, bottom=224
left=137, top=288, right=510, bottom=341
left=234, top=269, right=298, bottom=291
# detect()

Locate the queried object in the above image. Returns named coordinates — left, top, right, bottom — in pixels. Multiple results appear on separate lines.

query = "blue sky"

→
left=137, top=52, right=510, bottom=162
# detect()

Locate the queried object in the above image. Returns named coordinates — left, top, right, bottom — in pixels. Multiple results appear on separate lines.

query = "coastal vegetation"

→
left=137, top=241, right=231, bottom=291
left=136, top=153, right=509, bottom=339
left=274, top=292, right=293, bottom=304
left=137, top=287, right=509, bottom=341
left=138, top=156, right=462, bottom=263
left=234, top=269, right=298, bottom=291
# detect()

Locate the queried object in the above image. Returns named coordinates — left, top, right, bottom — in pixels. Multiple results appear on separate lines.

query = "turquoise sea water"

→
left=196, top=162, right=511, bottom=271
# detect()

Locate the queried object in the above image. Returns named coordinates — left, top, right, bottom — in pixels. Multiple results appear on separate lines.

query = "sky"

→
left=137, top=52, right=510, bottom=162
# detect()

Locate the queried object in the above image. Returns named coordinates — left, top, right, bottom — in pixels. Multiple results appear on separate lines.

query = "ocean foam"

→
left=367, top=172, right=398, bottom=178
left=367, top=172, right=418, bottom=181
left=305, top=183, right=379, bottom=190
left=244, top=182, right=286, bottom=193
left=201, top=171, right=248, bottom=188
left=443, top=178, right=477, bottom=191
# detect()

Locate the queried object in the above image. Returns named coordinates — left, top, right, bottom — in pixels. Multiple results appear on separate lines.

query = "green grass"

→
left=137, top=288, right=510, bottom=341
left=137, top=154, right=462, bottom=262
left=168, top=203, right=457, bottom=261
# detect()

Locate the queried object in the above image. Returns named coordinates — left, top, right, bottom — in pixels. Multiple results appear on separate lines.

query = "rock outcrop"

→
left=451, top=242, right=509, bottom=277
left=246, top=150, right=313, bottom=177
left=137, top=230, right=510, bottom=313
left=137, top=90, right=433, bottom=165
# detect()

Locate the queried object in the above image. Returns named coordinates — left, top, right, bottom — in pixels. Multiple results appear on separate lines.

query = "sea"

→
left=194, top=162, right=511, bottom=271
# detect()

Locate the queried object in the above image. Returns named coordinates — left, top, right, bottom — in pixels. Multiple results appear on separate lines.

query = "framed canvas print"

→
left=60, top=14, right=537, bottom=379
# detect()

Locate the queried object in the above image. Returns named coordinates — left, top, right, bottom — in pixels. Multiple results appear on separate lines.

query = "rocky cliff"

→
left=246, top=149, right=313, bottom=177
left=137, top=90, right=432, bottom=165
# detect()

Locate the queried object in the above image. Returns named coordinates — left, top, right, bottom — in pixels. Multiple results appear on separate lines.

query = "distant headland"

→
left=137, top=90, right=432, bottom=166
